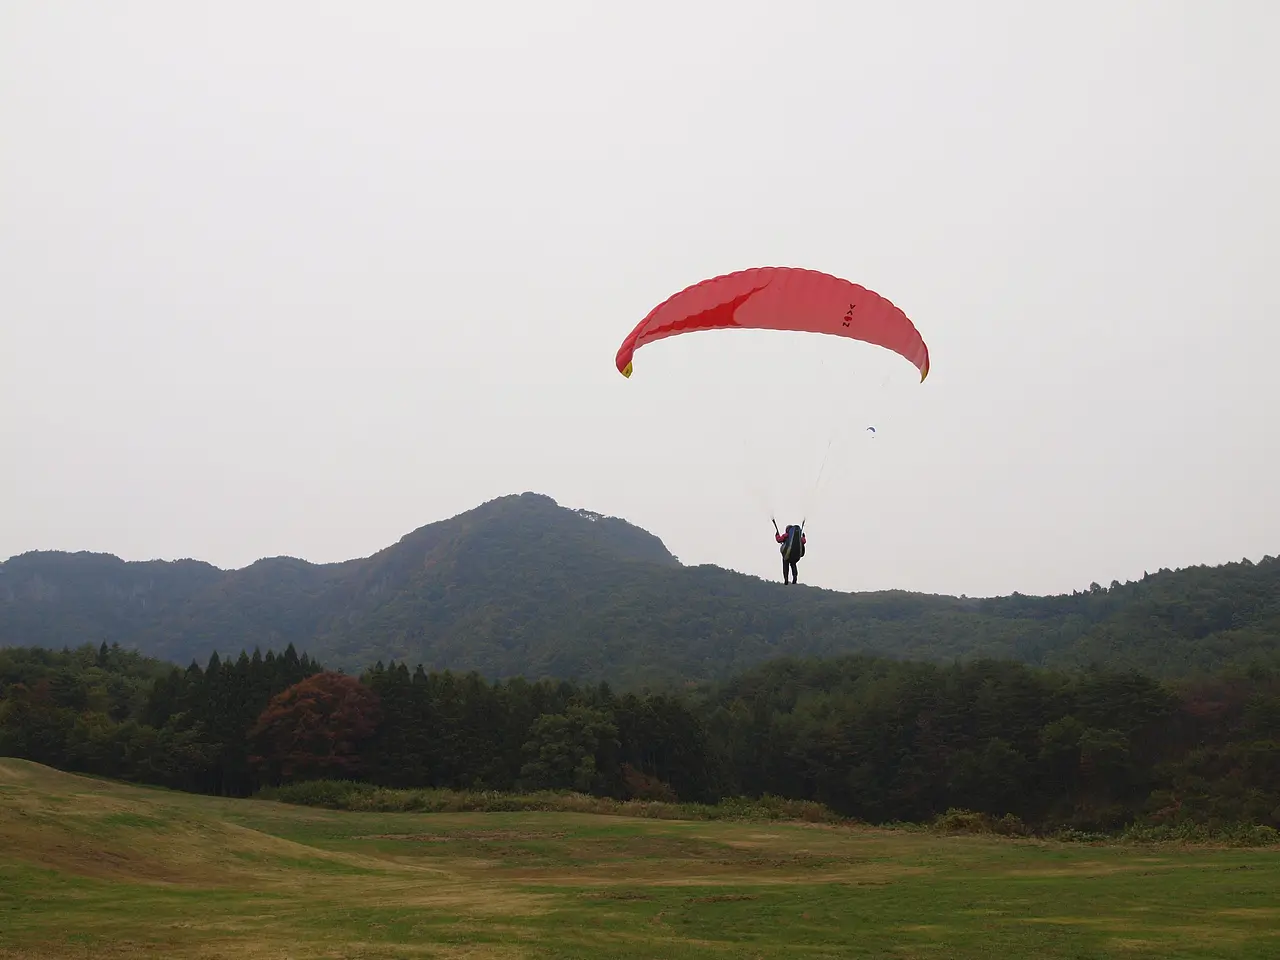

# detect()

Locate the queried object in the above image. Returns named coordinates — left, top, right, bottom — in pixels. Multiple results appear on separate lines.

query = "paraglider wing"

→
left=616, top=266, right=930, bottom=381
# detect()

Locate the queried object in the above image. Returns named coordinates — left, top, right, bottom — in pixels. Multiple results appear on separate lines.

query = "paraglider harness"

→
left=774, top=520, right=806, bottom=562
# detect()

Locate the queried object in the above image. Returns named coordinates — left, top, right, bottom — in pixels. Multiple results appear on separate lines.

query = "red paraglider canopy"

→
left=616, top=266, right=930, bottom=381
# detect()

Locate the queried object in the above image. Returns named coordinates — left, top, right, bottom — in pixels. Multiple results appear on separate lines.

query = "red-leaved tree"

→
left=249, top=671, right=382, bottom=785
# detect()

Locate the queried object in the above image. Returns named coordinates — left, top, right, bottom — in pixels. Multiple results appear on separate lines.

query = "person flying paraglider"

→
left=774, top=521, right=806, bottom=584
left=614, top=266, right=930, bottom=585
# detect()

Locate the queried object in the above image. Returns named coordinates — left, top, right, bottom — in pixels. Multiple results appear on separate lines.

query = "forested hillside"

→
left=4, top=643, right=1279, bottom=834
left=2, top=492, right=1277, bottom=684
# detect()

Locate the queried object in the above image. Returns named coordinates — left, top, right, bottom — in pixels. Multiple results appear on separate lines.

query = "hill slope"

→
left=2, top=492, right=1277, bottom=683
left=10, top=759, right=1276, bottom=960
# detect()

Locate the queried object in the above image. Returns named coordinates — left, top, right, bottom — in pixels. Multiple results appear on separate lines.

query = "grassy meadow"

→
left=1, top=758, right=1277, bottom=959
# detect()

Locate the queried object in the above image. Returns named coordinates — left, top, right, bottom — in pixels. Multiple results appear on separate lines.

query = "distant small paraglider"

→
left=866, top=426, right=876, bottom=435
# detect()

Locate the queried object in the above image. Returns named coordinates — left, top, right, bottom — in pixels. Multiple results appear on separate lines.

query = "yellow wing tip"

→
left=621, top=361, right=633, bottom=378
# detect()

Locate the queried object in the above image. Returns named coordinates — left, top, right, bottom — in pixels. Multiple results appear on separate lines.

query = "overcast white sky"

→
left=3, top=1, right=1277, bottom=598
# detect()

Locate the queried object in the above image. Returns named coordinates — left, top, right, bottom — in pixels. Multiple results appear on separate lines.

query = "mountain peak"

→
left=387, top=491, right=677, bottom=570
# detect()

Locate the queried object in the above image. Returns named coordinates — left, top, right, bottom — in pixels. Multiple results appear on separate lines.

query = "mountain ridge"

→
left=2, top=492, right=1277, bottom=685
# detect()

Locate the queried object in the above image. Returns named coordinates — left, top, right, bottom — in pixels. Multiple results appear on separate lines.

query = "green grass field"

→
left=2, top=759, right=1277, bottom=959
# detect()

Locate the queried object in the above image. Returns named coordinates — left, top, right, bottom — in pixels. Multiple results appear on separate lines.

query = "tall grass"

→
left=258, top=783, right=1280, bottom=846
left=927, top=807, right=1280, bottom=847
left=257, top=780, right=846, bottom=824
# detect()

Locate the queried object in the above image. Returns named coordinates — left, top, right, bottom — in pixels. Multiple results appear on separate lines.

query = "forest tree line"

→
left=2, top=642, right=1279, bottom=832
